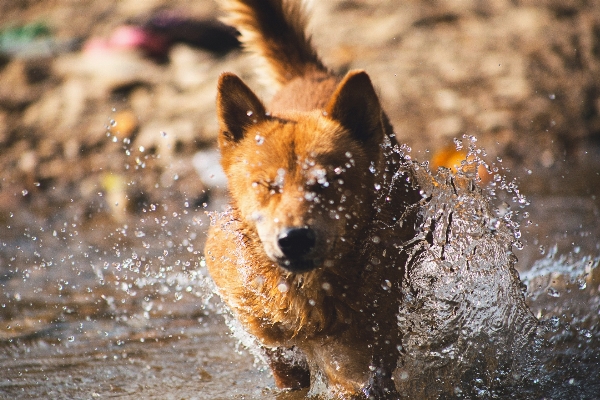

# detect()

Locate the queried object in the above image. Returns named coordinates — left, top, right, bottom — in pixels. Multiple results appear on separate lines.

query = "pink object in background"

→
left=83, top=25, right=169, bottom=57
left=109, top=26, right=169, bottom=56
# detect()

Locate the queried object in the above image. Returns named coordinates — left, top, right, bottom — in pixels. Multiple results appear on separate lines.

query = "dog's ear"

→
left=217, top=73, right=267, bottom=144
left=325, top=70, right=384, bottom=146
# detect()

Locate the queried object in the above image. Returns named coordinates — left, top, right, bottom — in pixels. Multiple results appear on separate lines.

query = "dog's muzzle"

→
left=276, top=227, right=319, bottom=273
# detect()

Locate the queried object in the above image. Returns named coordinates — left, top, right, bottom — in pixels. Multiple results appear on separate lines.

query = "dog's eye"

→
left=252, top=180, right=282, bottom=194
left=252, top=180, right=269, bottom=189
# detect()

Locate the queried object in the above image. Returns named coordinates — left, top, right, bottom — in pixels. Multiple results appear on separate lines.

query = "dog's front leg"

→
left=264, top=346, right=311, bottom=390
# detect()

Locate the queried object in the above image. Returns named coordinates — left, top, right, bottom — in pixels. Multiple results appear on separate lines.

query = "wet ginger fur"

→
left=205, top=0, right=422, bottom=398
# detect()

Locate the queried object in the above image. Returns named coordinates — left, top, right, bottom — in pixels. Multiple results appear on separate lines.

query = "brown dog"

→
left=204, top=1, right=535, bottom=398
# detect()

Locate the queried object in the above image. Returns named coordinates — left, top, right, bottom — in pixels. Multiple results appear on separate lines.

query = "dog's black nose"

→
left=277, top=227, right=316, bottom=260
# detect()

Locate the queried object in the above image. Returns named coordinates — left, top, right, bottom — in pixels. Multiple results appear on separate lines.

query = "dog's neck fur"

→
left=269, top=72, right=340, bottom=114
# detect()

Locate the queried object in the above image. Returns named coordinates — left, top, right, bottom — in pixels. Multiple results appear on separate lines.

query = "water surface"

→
left=1, top=159, right=599, bottom=399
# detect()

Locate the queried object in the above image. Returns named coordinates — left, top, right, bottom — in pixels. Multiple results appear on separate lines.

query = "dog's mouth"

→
left=276, top=256, right=322, bottom=273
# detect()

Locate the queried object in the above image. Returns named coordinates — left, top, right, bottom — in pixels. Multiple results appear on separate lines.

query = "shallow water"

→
left=1, top=159, right=599, bottom=399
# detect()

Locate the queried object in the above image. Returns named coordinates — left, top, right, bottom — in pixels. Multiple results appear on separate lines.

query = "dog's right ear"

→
left=217, top=72, right=267, bottom=144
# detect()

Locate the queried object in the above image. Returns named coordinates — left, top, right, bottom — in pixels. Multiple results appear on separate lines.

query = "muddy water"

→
left=0, top=201, right=280, bottom=399
left=1, top=158, right=599, bottom=399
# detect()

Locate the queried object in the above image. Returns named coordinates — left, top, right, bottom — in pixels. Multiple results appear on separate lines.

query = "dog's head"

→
left=216, top=70, right=385, bottom=273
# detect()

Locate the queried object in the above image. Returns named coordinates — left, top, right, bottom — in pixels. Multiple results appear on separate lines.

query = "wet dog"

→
left=204, top=0, right=535, bottom=398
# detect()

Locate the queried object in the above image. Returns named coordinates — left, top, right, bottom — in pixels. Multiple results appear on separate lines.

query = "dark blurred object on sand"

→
left=144, top=10, right=240, bottom=55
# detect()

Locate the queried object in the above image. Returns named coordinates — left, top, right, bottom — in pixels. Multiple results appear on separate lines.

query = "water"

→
left=0, top=202, right=278, bottom=399
left=395, top=168, right=539, bottom=398
left=1, top=156, right=599, bottom=399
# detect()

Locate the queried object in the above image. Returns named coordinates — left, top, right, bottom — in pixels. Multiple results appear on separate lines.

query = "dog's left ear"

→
left=217, top=72, right=267, bottom=144
left=325, top=70, right=384, bottom=146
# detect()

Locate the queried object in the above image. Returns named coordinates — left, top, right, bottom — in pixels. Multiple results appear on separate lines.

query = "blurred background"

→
left=2, top=0, right=600, bottom=227
left=1, top=0, right=599, bottom=398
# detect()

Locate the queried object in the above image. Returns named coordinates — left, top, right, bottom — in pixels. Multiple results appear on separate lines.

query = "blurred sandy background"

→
left=1, top=0, right=599, bottom=224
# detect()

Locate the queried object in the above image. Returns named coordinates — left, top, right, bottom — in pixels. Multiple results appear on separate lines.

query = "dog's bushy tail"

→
left=221, top=0, right=328, bottom=86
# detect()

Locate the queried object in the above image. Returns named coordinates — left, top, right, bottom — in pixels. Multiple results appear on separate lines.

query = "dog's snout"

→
left=277, top=227, right=316, bottom=260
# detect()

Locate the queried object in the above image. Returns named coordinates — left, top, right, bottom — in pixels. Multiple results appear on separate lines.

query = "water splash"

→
left=395, top=167, right=539, bottom=398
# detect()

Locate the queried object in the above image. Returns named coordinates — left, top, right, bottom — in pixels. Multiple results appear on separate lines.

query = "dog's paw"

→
left=265, top=346, right=310, bottom=390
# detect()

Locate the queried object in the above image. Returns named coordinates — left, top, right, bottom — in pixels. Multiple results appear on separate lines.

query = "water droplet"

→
left=453, top=138, right=463, bottom=150
left=68, top=336, right=75, bottom=342
left=549, top=93, right=556, bottom=100
left=381, top=280, right=391, bottom=290
left=277, top=282, right=289, bottom=293
left=581, top=329, right=592, bottom=338
left=496, top=202, right=510, bottom=217
left=246, top=110, right=253, bottom=116
left=539, top=245, right=546, bottom=255
left=255, top=134, right=265, bottom=145
left=488, top=218, right=500, bottom=231
left=22, top=190, right=28, bottom=196
left=547, top=287, right=560, bottom=297
left=304, top=192, right=316, bottom=201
